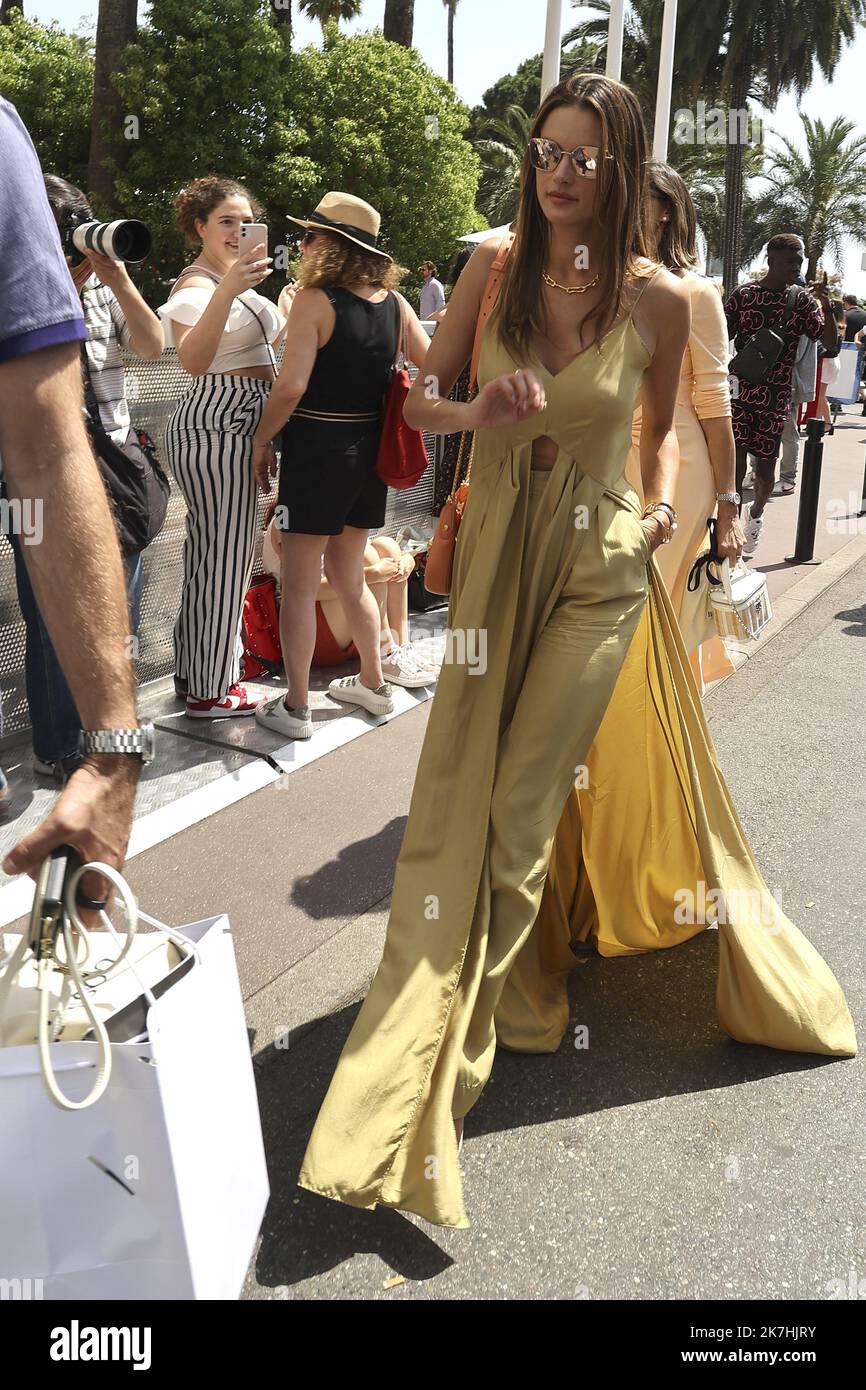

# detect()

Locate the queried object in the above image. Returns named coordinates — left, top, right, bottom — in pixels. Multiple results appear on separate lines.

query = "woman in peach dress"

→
left=536, top=164, right=750, bottom=960
left=627, top=161, right=745, bottom=692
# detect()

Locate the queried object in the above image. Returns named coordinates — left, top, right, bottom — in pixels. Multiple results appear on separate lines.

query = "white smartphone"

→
left=238, top=221, right=268, bottom=258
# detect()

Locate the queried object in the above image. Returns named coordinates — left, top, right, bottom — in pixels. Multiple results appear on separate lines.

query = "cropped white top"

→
left=157, top=266, right=285, bottom=373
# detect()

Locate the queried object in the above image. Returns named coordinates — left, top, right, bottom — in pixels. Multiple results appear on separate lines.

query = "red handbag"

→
left=375, top=293, right=430, bottom=490
left=241, top=574, right=283, bottom=680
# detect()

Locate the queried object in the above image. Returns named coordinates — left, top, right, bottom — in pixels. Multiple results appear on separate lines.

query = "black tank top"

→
left=294, top=286, right=401, bottom=419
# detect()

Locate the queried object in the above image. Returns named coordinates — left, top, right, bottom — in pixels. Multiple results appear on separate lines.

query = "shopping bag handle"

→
left=0, top=849, right=139, bottom=1111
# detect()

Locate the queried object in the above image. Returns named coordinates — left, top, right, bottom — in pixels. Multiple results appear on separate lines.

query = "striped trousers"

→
left=165, top=375, right=268, bottom=699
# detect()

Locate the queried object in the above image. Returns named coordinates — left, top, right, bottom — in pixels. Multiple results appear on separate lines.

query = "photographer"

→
left=3, top=176, right=164, bottom=784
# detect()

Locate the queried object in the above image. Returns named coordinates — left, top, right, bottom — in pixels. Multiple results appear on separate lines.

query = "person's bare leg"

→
left=750, top=455, right=775, bottom=519
left=319, top=586, right=391, bottom=655
left=324, top=526, right=386, bottom=690
left=280, top=532, right=327, bottom=708
left=370, top=536, right=410, bottom=648
left=385, top=577, right=411, bottom=647
left=819, top=386, right=833, bottom=429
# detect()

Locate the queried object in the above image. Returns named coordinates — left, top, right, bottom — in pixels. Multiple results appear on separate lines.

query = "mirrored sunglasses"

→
left=528, top=137, right=613, bottom=179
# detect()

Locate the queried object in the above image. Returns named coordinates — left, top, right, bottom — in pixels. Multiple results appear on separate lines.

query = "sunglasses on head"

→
left=528, top=137, right=613, bottom=179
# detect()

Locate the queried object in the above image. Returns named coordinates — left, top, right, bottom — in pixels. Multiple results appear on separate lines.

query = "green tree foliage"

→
left=0, top=13, right=93, bottom=185
left=751, top=114, right=866, bottom=279
left=114, top=4, right=479, bottom=300
left=283, top=28, right=480, bottom=272
left=467, top=35, right=601, bottom=141
left=113, top=0, right=297, bottom=299
left=299, top=0, right=362, bottom=32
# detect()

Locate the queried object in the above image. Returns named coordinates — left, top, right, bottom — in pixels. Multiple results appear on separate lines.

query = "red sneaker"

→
left=185, top=683, right=258, bottom=719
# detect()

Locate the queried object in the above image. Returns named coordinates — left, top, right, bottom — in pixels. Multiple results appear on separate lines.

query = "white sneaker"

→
left=381, top=642, right=438, bottom=688
left=328, top=674, right=394, bottom=716
left=742, top=509, right=763, bottom=558
left=255, top=695, right=312, bottom=740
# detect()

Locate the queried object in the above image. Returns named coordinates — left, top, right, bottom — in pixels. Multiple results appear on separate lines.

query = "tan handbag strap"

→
left=468, top=230, right=515, bottom=392
left=444, top=232, right=514, bottom=498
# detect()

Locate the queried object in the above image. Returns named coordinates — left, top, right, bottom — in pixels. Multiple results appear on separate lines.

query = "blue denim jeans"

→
left=9, top=532, right=142, bottom=763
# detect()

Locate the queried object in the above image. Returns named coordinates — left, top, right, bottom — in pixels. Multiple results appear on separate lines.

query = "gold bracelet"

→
left=642, top=501, right=678, bottom=543
left=642, top=509, right=673, bottom=545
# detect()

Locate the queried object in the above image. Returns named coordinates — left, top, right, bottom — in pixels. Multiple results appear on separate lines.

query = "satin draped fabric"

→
left=298, top=273, right=855, bottom=1230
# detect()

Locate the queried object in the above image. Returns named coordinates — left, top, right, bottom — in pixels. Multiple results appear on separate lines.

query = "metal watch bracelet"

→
left=79, top=724, right=156, bottom=765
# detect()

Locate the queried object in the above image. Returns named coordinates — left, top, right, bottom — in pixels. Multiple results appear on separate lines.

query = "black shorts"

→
left=277, top=419, right=387, bottom=535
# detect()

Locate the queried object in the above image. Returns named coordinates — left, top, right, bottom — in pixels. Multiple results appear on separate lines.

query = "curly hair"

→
left=174, top=176, right=264, bottom=243
left=298, top=234, right=405, bottom=291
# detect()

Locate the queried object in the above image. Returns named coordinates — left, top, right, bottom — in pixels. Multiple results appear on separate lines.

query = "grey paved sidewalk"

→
left=239, top=551, right=866, bottom=1301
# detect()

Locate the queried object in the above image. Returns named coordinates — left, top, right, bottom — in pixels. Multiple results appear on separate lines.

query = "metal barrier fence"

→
left=0, top=349, right=441, bottom=741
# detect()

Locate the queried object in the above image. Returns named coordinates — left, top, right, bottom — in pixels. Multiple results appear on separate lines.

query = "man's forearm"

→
left=0, top=344, right=137, bottom=731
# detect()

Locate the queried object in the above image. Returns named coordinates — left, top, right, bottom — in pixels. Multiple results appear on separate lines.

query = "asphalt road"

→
left=233, top=551, right=866, bottom=1301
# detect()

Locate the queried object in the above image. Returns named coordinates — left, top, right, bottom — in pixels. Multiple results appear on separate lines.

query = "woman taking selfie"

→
left=158, top=176, right=285, bottom=719
left=250, top=193, right=430, bottom=741
left=298, top=75, right=855, bottom=1231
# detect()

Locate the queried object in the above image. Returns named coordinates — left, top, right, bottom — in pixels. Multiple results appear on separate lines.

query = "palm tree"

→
left=751, top=114, right=866, bottom=279
left=473, top=104, right=533, bottom=225
left=674, top=0, right=866, bottom=295
left=87, top=0, right=138, bottom=212
left=300, top=0, right=362, bottom=34
left=566, top=1, right=727, bottom=133
left=384, top=0, right=415, bottom=46
left=442, top=0, right=460, bottom=85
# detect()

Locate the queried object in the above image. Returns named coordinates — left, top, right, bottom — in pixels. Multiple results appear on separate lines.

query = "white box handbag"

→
left=708, top=557, right=773, bottom=641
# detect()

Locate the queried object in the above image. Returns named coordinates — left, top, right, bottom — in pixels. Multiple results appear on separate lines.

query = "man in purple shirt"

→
left=0, top=99, right=143, bottom=894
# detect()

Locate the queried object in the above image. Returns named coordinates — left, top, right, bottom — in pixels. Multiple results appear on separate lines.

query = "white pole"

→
left=653, top=0, right=679, bottom=160
left=541, top=0, right=563, bottom=100
left=606, top=0, right=626, bottom=79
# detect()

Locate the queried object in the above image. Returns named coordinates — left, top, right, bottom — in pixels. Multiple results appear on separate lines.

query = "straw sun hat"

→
left=287, top=192, right=392, bottom=260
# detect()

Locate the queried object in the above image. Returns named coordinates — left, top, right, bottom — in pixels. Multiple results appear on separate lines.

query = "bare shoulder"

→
left=641, top=265, right=691, bottom=316
left=291, top=284, right=332, bottom=316
left=455, top=236, right=501, bottom=293
left=170, top=274, right=214, bottom=295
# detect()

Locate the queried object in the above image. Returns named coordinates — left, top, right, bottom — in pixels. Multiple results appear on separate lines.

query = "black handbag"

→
left=81, top=347, right=170, bottom=556
left=728, top=285, right=800, bottom=384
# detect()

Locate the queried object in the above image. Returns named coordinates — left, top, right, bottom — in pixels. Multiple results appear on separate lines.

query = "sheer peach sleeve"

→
left=690, top=278, right=732, bottom=420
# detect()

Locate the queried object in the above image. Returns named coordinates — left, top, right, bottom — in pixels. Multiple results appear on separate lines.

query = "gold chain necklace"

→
left=541, top=269, right=601, bottom=295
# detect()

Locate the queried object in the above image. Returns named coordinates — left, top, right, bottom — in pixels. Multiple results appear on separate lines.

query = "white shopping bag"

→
left=0, top=916, right=269, bottom=1300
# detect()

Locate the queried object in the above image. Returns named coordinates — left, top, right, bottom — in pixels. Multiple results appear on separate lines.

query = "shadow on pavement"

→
left=249, top=928, right=841, bottom=1292
left=290, top=817, right=408, bottom=922
left=834, top=600, right=866, bottom=637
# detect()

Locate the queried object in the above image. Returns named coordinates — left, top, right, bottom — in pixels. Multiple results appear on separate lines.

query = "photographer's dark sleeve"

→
left=0, top=98, right=86, bottom=363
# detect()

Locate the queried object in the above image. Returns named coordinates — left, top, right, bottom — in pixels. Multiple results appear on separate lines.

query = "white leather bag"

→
left=708, top=558, right=773, bottom=641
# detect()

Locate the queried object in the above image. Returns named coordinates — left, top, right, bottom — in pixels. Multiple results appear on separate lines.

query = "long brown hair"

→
left=492, top=72, right=658, bottom=364
left=646, top=161, right=699, bottom=272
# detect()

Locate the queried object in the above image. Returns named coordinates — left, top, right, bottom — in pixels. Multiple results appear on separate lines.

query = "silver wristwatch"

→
left=716, top=491, right=741, bottom=505
left=80, top=724, right=156, bottom=765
